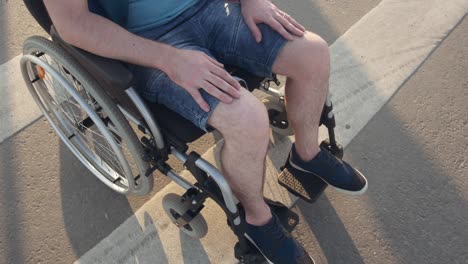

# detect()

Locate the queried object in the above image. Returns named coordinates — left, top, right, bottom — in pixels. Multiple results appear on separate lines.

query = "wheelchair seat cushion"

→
left=148, top=102, right=207, bottom=145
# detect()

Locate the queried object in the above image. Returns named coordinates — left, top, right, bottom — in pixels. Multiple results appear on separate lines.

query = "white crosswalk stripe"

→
left=0, top=54, right=42, bottom=144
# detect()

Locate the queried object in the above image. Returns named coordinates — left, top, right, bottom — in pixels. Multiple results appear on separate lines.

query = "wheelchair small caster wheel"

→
left=320, top=139, right=344, bottom=159
left=262, top=95, right=294, bottom=136
left=162, top=193, right=208, bottom=239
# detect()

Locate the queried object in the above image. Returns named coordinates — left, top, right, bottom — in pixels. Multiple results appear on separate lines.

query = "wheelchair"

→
left=21, top=1, right=344, bottom=262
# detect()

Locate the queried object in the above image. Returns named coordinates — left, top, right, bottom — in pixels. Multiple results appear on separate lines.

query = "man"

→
left=43, top=0, right=368, bottom=262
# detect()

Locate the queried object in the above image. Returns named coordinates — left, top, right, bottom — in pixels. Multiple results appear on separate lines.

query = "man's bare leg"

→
left=208, top=88, right=272, bottom=225
left=273, top=32, right=368, bottom=196
left=273, top=32, right=330, bottom=161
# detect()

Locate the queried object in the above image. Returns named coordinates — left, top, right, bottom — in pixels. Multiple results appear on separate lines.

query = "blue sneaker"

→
left=289, top=143, right=368, bottom=195
left=244, top=214, right=315, bottom=264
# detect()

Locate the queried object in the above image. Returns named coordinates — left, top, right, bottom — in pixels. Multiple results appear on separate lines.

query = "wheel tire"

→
left=21, top=36, right=152, bottom=195
left=262, top=95, right=294, bottom=136
left=162, top=193, right=208, bottom=239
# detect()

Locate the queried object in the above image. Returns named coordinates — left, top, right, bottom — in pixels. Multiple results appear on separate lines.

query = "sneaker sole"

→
left=288, top=160, right=369, bottom=196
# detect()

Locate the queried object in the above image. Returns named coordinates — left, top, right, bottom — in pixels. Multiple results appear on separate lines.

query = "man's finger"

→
left=202, top=81, right=234, bottom=104
left=191, top=90, right=211, bottom=112
left=206, top=55, right=224, bottom=68
left=208, top=73, right=241, bottom=98
left=269, top=18, right=293, bottom=41
left=275, top=13, right=304, bottom=37
left=285, top=13, right=305, bottom=32
left=211, top=65, right=242, bottom=90
left=245, top=18, right=262, bottom=43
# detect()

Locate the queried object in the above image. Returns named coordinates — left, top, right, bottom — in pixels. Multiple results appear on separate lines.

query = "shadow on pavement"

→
left=0, top=0, right=10, bottom=64
left=339, top=91, right=468, bottom=262
left=59, top=142, right=137, bottom=257
left=0, top=2, right=25, bottom=264
left=296, top=196, right=366, bottom=264
left=0, top=141, right=26, bottom=259
left=180, top=231, right=211, bottom=264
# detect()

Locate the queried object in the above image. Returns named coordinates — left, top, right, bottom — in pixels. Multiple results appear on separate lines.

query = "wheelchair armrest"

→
left=50, top=26, right=135, bottom=90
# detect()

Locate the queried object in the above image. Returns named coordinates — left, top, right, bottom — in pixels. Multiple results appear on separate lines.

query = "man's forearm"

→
left=56, top=12, right=174, bottom=72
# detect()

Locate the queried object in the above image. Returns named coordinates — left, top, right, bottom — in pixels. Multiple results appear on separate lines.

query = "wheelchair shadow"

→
left=179, top=230, right=211, bottom=264
left=295, top=197, right=367, bottom=264
left=132, top=213, right=211, bottom=264
left=118, top=213, right=170, bottom=264
left=58, top=138, right=212, bottom=262
left=58, top=142, right=139, bottom=258
left=124, top=213, right=210, bottom=264
left=0, top=133, right=27, bottom=264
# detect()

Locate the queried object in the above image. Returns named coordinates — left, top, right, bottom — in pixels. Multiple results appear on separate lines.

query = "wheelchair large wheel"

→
left=21, top=36, right=152, bottom=195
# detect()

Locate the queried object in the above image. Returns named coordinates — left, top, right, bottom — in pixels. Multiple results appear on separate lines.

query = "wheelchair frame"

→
left=21, top=1, right=344, bottom=262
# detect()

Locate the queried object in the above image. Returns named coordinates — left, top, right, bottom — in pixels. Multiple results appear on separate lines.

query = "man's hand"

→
left=166, top=49, right=242, bottom=112
left=240, top=0, right=305, bottom=43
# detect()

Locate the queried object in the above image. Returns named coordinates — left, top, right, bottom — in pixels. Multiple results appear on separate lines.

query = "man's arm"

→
left=43, top=0, right=241, bottom=112
left=44, top=0, right=173, bottom=72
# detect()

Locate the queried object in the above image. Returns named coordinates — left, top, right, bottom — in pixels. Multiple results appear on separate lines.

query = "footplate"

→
left=278, top=164, right=328, bottom=203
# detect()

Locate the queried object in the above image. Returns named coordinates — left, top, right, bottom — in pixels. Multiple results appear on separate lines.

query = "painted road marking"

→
left=0, top=54, right=42, bottom=144
left=73, top=0, right=468, bottom=263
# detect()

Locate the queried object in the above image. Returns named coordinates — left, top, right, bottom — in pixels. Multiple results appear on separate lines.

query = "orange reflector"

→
left=35, top=65, right=46, bottom=79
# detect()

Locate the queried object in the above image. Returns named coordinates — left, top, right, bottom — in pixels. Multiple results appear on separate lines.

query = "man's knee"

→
left=275, top=31, right=330, bottom=80
left=295, top=32, right=330, bottom=79
left=209, top=89, right=270, bottom=143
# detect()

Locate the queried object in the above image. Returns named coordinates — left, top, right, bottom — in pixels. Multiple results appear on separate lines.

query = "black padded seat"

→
left=148, top=102, right=207, bottom=145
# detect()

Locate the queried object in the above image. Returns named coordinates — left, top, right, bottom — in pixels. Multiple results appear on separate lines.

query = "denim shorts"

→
left=130, top=0, right=287, bottom=131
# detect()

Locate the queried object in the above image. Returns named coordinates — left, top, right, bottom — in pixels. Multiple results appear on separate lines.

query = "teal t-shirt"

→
left=89, top=0, right=199, bottom=33
left=126, top=0, right=200, bottom=33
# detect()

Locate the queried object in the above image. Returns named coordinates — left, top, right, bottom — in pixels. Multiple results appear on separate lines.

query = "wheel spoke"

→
left=30, top=53, right=135, bottom=190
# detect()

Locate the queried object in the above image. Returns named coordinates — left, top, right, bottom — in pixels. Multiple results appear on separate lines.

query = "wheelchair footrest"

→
left=278, top=164, right=328, bottom=203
